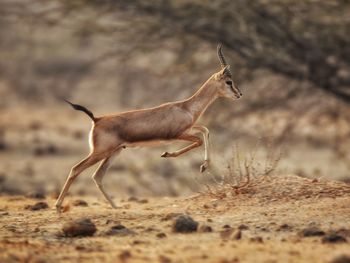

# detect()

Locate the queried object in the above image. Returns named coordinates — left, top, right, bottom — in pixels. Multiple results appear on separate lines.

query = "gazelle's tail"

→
left=64, top=99, right=97, bottom=122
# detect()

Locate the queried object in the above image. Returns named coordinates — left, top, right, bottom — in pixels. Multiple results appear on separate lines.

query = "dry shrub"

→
left=202, top=140, right=282, bottom=199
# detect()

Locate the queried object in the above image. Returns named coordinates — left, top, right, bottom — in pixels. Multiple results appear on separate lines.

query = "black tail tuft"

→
left=64, top=99, right=96, bottom=122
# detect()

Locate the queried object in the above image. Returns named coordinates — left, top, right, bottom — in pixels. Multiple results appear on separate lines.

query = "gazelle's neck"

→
left=183, top=78, right=218, bottom=121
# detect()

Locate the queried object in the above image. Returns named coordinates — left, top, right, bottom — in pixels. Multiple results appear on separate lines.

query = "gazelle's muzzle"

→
left=232, top=85, right=242, bottom=99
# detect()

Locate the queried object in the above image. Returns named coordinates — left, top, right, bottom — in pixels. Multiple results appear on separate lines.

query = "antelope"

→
left=55, top=44, right=242, bottom=213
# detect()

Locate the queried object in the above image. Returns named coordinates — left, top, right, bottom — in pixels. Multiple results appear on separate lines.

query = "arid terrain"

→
left=0, top=174, right=349, bottom=263
left=1, top=1, right=350, bottom=262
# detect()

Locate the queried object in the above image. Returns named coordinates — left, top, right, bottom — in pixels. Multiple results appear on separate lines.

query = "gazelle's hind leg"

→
left=92, top=148, right=122, bottom=208
left=55, top=154, right=102, bottom=213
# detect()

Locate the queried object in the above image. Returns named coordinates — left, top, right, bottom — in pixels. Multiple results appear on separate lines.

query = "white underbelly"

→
left=125, top=139, right=176, bottom=148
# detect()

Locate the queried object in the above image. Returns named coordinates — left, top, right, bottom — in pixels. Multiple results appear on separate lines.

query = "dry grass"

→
left=201, top=140, right=282, bottom=199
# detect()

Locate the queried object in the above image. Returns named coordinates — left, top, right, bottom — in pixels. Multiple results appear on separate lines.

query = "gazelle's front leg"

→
left=193, top=125, right=210, bottom=172
left=161, top=134, right=202, bottom=158
left=161, top=127, right=210, bottom=172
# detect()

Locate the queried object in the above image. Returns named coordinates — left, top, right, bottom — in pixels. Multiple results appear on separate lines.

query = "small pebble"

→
left=250, top=236, right=263, bottom=243
left=220, top=228, right=233, bottom=240
left=238, top=224, right=249, bottom=230
left=25, top=202, right=48, bottom=211
left=322, top=233, right=347, bottom=243
left=26, top=191, right=46, bottom=199
left=137, top=199, right=148, bottom=204
left=277, top=224, right=293, bottom=231
left=159, top=255, right=172, bottom=263
left=62, top=218, right=97, bottom=237
left=233, top=230, right=242, bottom=240
left=198, top=225, right=213, bottom=233
left=172, top=215, right=198, bottom=233
left=106, top=224, right=135, bottom=236
left=162, top=212, right=182, bottom=221
left=156, top=232, right=167, bottom=238
left=128, top=196, right=138, bottom=202
left=0, top=212, right=9, bottom=216
left=119, top=250, right=131, bottom=261
left=330, top=255, right=350, bottom=263
left=72, top=199, right=88, bottom=207
left=298, top=227, right=325, bottom=237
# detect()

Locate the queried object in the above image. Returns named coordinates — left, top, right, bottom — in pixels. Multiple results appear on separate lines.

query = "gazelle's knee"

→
left=92, top=174, right=102, bottom=185
left=67, top=169, right=79, bottom=181
left=196, top=138, right=203, bottom=146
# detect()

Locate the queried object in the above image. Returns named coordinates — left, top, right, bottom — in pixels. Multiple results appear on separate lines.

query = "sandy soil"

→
left=0, top=175, right=349, bottom=263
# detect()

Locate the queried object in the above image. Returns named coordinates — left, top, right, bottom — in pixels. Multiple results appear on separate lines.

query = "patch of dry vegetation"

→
left=201, top=141, right=282, bottom=199
left=199, top=140, right=350, bottom=206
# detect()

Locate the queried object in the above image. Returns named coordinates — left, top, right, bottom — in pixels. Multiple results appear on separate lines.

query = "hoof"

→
left=110, top=204, right=118, bottom=209
left=200, top=161, right=209, bottom=173
left=161, top=152, right=170, bottom=158
left=55, top=205, right=62, bottom=215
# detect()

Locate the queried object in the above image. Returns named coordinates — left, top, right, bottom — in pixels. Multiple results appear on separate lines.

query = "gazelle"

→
left=55, top=44, right=242, bottom=213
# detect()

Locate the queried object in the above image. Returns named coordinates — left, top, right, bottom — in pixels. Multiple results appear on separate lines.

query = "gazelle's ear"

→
left=215, top=65, right=230, bottom=79
left=222, top=65, right=230, bottom=75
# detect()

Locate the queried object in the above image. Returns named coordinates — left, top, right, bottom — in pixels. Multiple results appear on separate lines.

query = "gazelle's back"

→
left=96, top=103, right=193, bottom=143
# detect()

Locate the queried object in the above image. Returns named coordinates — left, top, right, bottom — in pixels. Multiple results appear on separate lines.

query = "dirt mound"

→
left=204, top=174, right=350, bottom=203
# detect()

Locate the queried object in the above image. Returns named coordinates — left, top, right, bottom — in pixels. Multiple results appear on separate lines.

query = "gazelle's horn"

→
left=217, top=44, right=232, bottom=77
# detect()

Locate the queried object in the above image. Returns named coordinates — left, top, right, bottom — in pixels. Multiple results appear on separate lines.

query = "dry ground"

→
left=0, top=175, right=349, bottom=263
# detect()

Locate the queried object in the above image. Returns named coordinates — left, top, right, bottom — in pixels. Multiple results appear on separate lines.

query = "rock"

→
left=106, top=224, right=136, bottom=236
left=161, top=212, right=182, bottom=221
left=119, top=250, right=131, bottom=261
left=238, top=224, right=249, bottom=230
left=198, top=225, right=213, bottom=233
left=0, top=142, right=6, bottom=151
left=298, top=227, right=325, bottom=237
left=172, top=215, right=198, bottom=233
left=322, top=232, right=347, bottom=243
left=33, top=144, right=58, bottom=156
left=0, top=211, right=9, bottom=216
left=220, top=228, right=233, bottom=240
left=145, top=227, right=158, bottom=232
left=132, top=240, right=148, bottom=245
left=25, top=202, right=48, bottom=211
left=335, top=228, right=350, bottom=237
left=223, top=224, right=231, bottom=229
left=126, top=196, right=148, bottom=203
left=250, top=236, right=263, bottom=243
left=128, top=196, right=138, bottom=202
left=137, top=199, right=148, bottom=204
left=233, top=230, right=242, bottom=240
left=62, top=218, right=97, bottom=237
left=26, top=191, right=46, bottom=199
left=330, top=255, right=350, bottom=263
left=159, top=255, right=172, bottom=263
left=277, top=223, right=293, bottom=231
left=203, top=204, right=210, bottom=209
left=156, top=232, right=167, bottom=238
left=72, top=199, right=88, bottom=207
left=75, top=245, right=87, bottom=251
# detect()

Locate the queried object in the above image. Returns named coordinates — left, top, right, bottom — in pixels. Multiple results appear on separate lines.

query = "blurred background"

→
left=0, top=0, right=349, bottom=198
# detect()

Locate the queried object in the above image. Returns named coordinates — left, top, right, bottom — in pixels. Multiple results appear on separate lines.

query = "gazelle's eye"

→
left=225, top=80, right=232, bottom=86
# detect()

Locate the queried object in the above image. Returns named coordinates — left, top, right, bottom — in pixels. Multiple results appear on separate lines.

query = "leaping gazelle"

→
left=55, top=44, right=242, bottom=213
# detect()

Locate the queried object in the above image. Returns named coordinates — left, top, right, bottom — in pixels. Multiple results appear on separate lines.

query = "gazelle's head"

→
left=212, top=44, right=242, bottom=100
